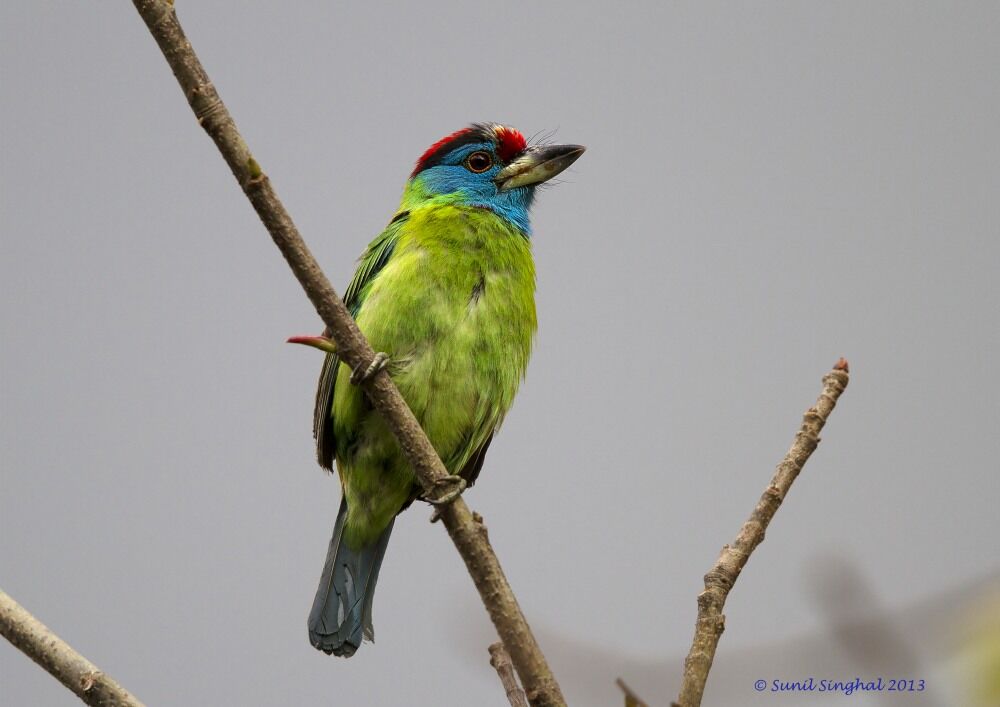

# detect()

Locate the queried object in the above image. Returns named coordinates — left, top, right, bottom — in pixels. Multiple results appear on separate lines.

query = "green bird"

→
left=293, top=123, right=584, bottom=657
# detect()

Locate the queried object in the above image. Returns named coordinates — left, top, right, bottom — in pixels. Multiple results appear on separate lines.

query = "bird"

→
left=289, top=123, right=584, bottom=657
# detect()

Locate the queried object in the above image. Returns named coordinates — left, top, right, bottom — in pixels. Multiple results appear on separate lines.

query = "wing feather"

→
left=313, top=213, right=407, bottom=469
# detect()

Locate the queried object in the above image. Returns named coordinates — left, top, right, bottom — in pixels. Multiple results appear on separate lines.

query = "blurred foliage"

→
left=953, top=589, right=1000, bottom=707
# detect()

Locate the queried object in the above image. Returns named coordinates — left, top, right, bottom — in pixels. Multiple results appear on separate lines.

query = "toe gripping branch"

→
left=350, top=352, right=390, bottom=385
left=428, top=475, right=468, bottom=522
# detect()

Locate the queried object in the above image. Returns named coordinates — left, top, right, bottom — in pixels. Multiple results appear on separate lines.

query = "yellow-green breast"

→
left=333, top=203, right=536, bottom=546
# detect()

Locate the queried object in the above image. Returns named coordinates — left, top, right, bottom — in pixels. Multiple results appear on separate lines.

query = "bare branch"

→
left=0, top=588, right=145, bottom=707
left=675, top=359, right=851, bottom=707
left=490, top=642, right=530, bottom=707
left=616, top=677, right=651, bottom=707
left=127, top=2, right=565, bottom=704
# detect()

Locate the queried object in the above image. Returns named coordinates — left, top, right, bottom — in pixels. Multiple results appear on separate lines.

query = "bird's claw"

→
left=351, top=352, right=390, bottom=385
left=426, top=476, right=467, bottom=521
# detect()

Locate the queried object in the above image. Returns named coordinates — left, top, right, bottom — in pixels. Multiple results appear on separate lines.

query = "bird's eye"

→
left=465, top=151, right=493, bottom=173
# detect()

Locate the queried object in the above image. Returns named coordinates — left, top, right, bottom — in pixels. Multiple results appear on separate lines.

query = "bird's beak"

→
left=495, top=144, right=586, bottom=191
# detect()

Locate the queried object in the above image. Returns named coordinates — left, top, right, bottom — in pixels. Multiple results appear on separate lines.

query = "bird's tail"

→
left=308, top=497, right=394, bottom=657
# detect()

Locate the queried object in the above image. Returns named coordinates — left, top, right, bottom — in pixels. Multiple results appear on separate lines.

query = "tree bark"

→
left=490, top=641, right=530, bottom=707
left=0, top=589, right=145, bottom=707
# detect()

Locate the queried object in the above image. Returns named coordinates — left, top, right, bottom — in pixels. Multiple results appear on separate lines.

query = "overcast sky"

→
left=2, top=2, right=998, bottom=706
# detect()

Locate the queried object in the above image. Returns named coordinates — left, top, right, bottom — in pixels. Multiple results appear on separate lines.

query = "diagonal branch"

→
left=0, top=588, right=145, bottom=707
left=674, top=358, right=850, bottom=707
left=128, top=2, right=565, bottom=705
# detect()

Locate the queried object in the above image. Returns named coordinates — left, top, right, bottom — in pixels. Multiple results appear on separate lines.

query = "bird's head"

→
left=400, top=123, right=585, bottom=234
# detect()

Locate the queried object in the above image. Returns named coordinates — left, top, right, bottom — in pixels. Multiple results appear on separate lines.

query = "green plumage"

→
left=320, top=198, right=536, bottom=548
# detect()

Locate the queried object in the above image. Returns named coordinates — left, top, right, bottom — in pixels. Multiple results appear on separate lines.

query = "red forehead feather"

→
left=413, top=127, right=475, bottom=175
left=493, top=126, right=527, bottom=162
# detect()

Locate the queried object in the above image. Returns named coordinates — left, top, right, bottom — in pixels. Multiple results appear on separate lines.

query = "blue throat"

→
left=465, top=187, right=534, bottom=235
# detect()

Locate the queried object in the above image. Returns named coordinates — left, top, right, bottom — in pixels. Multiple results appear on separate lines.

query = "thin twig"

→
left=674, top=359, right=850, bottom=707
left=127, top=2, right=565, bottom=705
left=616, top=677, right=651, bottom=707
left=0, top=588, right=145, bottom=707
left=490, top=642, right=530, bottom=707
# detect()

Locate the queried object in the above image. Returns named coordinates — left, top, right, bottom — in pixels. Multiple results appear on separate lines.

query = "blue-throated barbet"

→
left=291, top=123, right=584, bottom=656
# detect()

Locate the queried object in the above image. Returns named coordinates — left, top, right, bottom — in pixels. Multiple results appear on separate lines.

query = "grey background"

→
left=2, top=2, right=998, bottom=706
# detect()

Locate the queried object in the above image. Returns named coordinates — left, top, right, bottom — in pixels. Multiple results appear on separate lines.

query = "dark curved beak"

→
left=495, top=144, right=586, bottom=191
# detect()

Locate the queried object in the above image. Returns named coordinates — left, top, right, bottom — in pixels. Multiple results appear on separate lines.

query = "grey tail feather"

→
left=307, top=497, right=394, bottom=657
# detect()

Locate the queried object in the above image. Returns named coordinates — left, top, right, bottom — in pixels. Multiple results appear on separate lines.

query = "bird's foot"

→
left=427, top=475, right=467, bottom=521
left=350, top=352, right=390, bottom=385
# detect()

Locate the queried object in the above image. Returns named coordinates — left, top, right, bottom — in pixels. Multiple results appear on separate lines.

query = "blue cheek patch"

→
left=415, top=143, right=536, bottom=235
